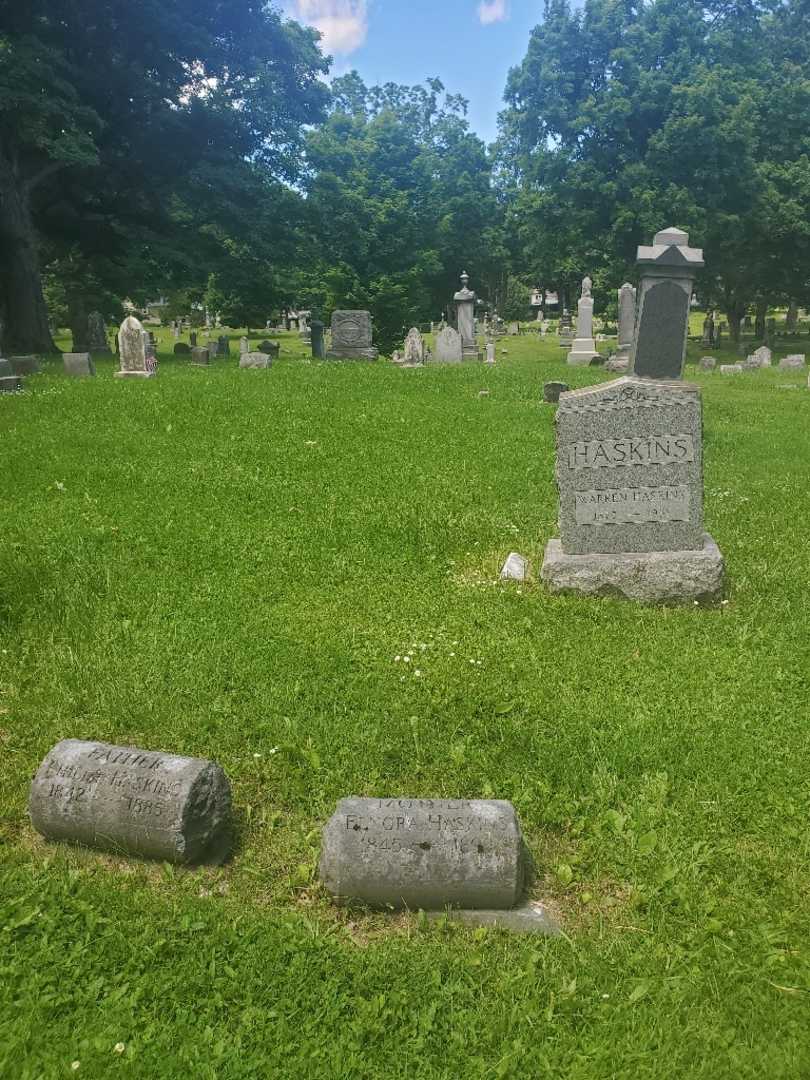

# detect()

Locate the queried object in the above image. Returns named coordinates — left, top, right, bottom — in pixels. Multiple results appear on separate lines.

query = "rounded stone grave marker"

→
left=29, top=740, right=232, bottom=864
left=319, top=797, right=525, bottom=910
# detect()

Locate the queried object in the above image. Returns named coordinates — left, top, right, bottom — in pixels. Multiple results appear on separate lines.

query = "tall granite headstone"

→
left=541, top=377, right=724, bottom=603
left=326, top=311, right=378, bottom=361
left=116, top=316, right=154, bottom=379
left=615, top=283, right=637, bottom=365
left=87, top=312, right=111, bottom=355
left=310, top=320, right=325, bottom=360
left=568, top=276, right=600, bottom=366
left=630, top=228, right=704, bottom=380
left=454, top=272, right=481, bottom=361
left=434, top=326, right=463, bottom=364
left=29, top=739, right=231, bottom=864
left=191, top=346, right=210, bottom=366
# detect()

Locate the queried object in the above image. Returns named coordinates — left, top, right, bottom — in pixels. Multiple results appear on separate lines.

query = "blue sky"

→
left=282, top=1, right=544, bottom=145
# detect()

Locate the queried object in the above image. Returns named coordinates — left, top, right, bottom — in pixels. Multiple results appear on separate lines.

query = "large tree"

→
left=496, top=0, right=810, bottom=338
left=303, top=75, right=504, bottom=351
left=0, top=0, right=329, bottom=353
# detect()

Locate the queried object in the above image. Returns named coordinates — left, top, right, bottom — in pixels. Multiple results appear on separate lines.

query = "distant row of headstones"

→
left=28, top=738, right=558, bottom=934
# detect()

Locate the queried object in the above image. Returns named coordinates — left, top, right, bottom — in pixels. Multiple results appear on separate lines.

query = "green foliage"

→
left=2, top=339, right=810, bottom=1075
left=304, top=75, right=503, bottom=350
left=501, top=278, right=532, bottom=322
left=497, top=0, right=810, bottom=332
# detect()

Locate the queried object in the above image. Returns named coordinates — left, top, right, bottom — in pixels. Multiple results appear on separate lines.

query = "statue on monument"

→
left=581, top=276, right=593, bottom=299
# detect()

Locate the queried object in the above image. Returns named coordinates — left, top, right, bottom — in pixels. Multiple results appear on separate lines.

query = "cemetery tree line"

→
left=1, top=0, right=810, bottom=350
left=496, top=0, right=810, bottom=339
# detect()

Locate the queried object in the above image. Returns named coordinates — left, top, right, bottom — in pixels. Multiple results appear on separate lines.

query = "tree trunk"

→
left=0, top=152, right=58, bottom=354
left=727, top=308, right=743, bottom=344
left=786, top=300, right=798, bottom=332
left=754, top=299, right=767, bottom=342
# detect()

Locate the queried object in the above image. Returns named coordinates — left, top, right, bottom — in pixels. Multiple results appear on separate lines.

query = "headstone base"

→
left=426, top=902, right=560, bottom=936
left=567, top=339, right=600, bottom=365
left=240, top=352, right=272, bottom=369
left=0, top=375, right=23, bottom=393
left=114, top=370, right=156, bottom=379
left=462, top=347, right=482, bottom=362
left=326, top=348, right=379, bottom=361
left=604, top=358, right=629, bottom=373
left=541, top=534, right=724, bottom=604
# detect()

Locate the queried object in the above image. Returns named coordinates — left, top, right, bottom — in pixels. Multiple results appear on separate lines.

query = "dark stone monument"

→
left=190, top=331, right=198, bottom=347
left=258, top=340, right=280, bottom=358
left=173, top=342, right=191, bottom=355
left=191, top=346, right=210, bottom=366
left=319, top=797, right=525, bottom=910
left=544, top=381, right=569, bottom=404
left=87, top=311, right=112, bottom=355
left=630, top=227, right=704, bottom=380
left=216, top=335, right=230, bottom=357
left=326, top=311, right=379, bottom=361
left=29, top=739, right=232, bottom=864
left=310, top=320, right=325, bottom=360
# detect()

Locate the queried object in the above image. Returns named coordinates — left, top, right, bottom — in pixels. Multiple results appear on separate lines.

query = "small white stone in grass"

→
left=414, top=670, right=422, bottom=678
left=501, top=552, right=529, bottom=581
left=71, top=1064, right=80, bottom=1072
left=253, top=753, right=261, bottom=759
left=114, top=1044, right=125, bottom=1055
left=394, top=655, right=401, bottom=662
left=403, top=656, right=411, bottom=663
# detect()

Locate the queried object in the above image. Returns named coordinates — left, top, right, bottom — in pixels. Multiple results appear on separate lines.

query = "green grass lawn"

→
left=2, top=330, right=809, bottom=1078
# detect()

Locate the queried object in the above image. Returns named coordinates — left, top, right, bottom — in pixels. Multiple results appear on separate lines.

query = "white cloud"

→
left=287, top=0, right=370, bottom=56
left=477, top=0, right=508, bottom=25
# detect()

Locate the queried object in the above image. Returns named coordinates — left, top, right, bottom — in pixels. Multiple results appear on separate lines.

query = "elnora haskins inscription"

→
left=29, top=739, right=232, bottom=864
left=319, top=797, right=525, bottom=911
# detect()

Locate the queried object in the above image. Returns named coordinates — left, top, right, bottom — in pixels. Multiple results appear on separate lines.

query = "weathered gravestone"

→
left=240, top=352, right=272, bottom=369
left=0, top=357, right=23, bottom=393
left=485, top=342, right=496, bottom=365
left=568, top=276, right=600, bottom=366
left=29, top=739, right=232, bottom=864
left=207, top=341, right=217, bottom=361
left=173, top=342, right=191, bottom=355
left=615, top=283, right=637, bottom=364
left=630, top=228, right=704, bottom=380
left=189, top=331, right=198, bottom=347
left=319, top=797, right=525, bottom=910
left=541, top=377, right=725, bottom=603
left=63, top=352, right=95, bottom=377
left=87, top=311, right=111, bottom=355
left=558, top=310, right=574, bottom=345
left=543, top=381, right=569, bottom=404
left=258, top=340, right=280, bottom=358
left=745, top=346, right=772, bottom=369
left=115, top=317, right=154, bottom=379
left=191, top=346, right=210, bottom=366
left=10, top=355, right=40, bottom=376
left=508, top=322, right=519, bottom=336
left=326, top=311, right=379, bottom=361
left=310, top=320, right=325, bottom=360
left=403, top=327, right=425, bottom=366
left=720, top=364, right=743, bottom=374
left=216, top=335, right=230, bottom=357
left=779, top=354, right=806, bottom=370
left=240, top=337, right=249, bottom=355
left=434, top=326, right=463, bottom=364
left=699, top=356, right=717, bottom=371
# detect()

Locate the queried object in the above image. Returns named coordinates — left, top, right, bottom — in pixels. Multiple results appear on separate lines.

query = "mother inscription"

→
left=29, top=740, right=232, bottom=864
left=319, top=798, right=524, bottom=910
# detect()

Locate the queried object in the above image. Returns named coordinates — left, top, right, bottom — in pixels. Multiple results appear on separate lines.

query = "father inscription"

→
left=319, top=797, right=524, bottom=910
left=29, top=739, right=232, bottom=864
